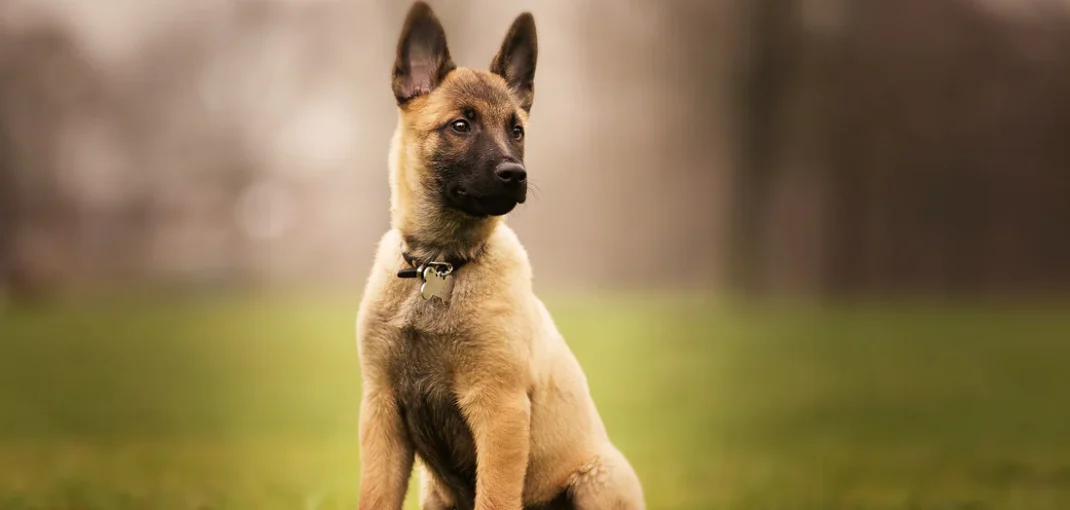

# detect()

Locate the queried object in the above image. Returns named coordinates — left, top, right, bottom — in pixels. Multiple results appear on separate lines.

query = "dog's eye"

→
left=450, top=119, right=471, bottom=133
left=512, top=125, right=524, bottom=141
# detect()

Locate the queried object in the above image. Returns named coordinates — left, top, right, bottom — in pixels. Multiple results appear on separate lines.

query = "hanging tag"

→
left=420, top=265, right=453, bottom=302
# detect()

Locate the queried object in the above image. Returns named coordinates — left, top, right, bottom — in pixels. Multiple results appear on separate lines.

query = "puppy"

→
left=356, top=3, right=645, bottom=509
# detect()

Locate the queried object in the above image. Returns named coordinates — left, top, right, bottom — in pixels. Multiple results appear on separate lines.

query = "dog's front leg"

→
left=357, top=384, right=414, bottom=510
left=460, top=387, right=531, bottom=510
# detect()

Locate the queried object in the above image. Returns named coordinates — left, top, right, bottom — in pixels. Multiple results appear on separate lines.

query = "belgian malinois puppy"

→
left=356, top=3, right=645, bottom=509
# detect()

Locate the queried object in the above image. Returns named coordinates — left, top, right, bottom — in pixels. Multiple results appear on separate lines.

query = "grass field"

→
left=0, top=293, right=1068, bottom=509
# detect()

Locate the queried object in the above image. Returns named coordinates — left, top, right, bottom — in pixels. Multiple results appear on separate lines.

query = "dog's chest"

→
left=390, top=327, right=479, bottom=508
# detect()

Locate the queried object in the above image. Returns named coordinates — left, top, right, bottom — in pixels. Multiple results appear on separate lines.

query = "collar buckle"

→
left=396, top=260, right=455, bottom=280
left=424, top=261, right=453, bottom=277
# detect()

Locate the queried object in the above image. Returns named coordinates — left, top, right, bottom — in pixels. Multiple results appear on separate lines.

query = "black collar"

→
left=396, top=252, right=471, bottom=279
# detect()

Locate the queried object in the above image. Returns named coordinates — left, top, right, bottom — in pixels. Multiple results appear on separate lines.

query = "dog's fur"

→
left=356, top=4, right=645, bottom=509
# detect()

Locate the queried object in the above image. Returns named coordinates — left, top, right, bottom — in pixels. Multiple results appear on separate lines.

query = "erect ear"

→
left=392, top=2, right=455, bottom=105
left=490, top=12, right=538, bottom=113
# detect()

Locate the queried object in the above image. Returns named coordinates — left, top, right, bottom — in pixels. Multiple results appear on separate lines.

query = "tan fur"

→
left=357, top=9, right=644, bottom=510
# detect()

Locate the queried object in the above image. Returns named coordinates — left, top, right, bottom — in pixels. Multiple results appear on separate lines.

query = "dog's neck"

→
left=398, top=210, right=497, bottom=264
left=389, top=123, right=501, bottom=264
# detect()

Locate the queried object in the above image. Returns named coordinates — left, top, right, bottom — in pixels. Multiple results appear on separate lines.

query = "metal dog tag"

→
left=420, top=265, right=453, bottom=302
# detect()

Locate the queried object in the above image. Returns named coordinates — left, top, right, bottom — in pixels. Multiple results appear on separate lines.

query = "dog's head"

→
left=389, top=2, right=537, bottom=224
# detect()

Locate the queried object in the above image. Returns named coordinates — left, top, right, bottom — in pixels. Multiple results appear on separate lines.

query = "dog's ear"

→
left=392, top=2, right=455, bottom=105
left=490, top=12, right=537, bottom=113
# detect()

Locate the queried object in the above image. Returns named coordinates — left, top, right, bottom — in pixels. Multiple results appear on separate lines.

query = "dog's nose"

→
left=495, top=162, right=527, bottom=185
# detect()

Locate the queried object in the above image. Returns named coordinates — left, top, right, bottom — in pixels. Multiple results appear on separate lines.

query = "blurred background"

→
left=1, top=1, right=1068, bottom=509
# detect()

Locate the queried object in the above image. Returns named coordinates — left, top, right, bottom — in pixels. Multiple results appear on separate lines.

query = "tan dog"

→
left=356, top=3, right=645, bottom=509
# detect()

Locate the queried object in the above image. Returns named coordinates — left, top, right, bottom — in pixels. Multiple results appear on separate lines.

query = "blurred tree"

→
left=0, top=25, right=105, bottom=300
left=731, top=0, right=798, bottom=295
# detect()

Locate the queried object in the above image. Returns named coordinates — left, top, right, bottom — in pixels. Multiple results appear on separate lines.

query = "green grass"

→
left=1, top=293, right=1068, bottom=509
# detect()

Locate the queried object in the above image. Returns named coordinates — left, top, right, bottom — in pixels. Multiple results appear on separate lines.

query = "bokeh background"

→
left=1, top=1, right=1068, bottom=509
